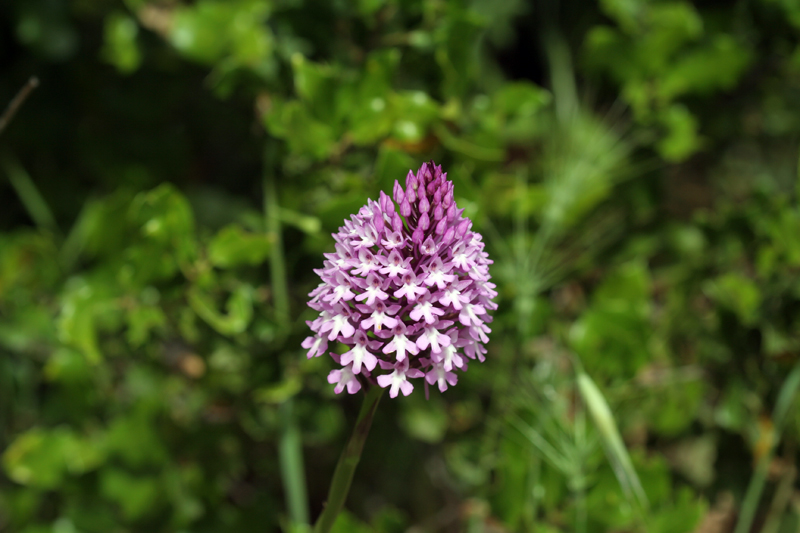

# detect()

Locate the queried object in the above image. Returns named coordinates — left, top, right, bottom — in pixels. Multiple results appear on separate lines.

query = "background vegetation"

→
left=2, top=0, right=800, bottom=531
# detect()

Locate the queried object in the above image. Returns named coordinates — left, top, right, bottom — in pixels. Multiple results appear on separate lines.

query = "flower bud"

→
left=393, top=180, right=405, bottom=204
left=435, top=217, right=448, bottom=235
left=419, top=212, right=430, bottom=231
left=419, top=195, right=430, bottom=214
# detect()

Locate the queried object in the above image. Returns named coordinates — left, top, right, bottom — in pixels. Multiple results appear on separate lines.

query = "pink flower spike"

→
left=305, top=160, right=496, bottom=397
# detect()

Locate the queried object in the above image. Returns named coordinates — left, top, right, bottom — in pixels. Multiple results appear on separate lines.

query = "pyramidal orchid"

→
left=304, top=161, right=497, bottom=398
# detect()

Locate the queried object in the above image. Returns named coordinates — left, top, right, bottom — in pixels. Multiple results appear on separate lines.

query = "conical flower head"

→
left=304, top=161, right=497, bottom=397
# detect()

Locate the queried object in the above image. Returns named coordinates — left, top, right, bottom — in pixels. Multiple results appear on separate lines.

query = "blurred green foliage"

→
left=2, top=0, right=800, bottom=531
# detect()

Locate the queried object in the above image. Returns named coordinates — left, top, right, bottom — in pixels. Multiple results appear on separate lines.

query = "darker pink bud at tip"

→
left=393, top=180, right=405, bottom=204
left=421, top=164, right=432, bottom=182
left=419, top=212, right=430, bottom=231
left=427, top=180, right=438, bottom=196
left=405, top=170, right=416, bottom=190
left=435, top=217, right=447, bottom=235
left=400, top=198, right=412, bottom=217
left=419, top=196, right=430, bottom=213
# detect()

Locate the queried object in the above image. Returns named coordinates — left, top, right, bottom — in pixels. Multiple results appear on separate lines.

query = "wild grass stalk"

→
left=734, top=361, right=800, bottom=533
left=264, top=144, right=309, bottom=529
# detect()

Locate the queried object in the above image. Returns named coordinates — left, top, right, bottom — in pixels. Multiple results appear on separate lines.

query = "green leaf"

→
left=656, top=104, right=701, bottom=162
left=400, top=401, right=448, bottom=443
left=170, top=0, right=272, bottom=66
left=100, top=468, right=161, bottom=520
left=102, top=12, right=141, bottom=74
left=704, top=272, right=761, bottom=326
left=389, top=91, right=439, bottom=143
left=292, top=53, right=339, bottom=123
left=126, top=304, right=167, bottom=347
left=130, top=184, right=197, bottom=266
left=188, top=283, right=254, bottom=335
left=44, top=348, right=93, bottom=383
left=208, top=223, right=273, bottom=268
left=330, top=510, right=372, bottom=533
left=264, top=99, right=337, bottom=160
left=57, top=278, right=107, bottom=364
left=2, top=427, right=105, bottom=489
left=254, top=374, right=302, bottom=404
left=570, top=262, right=652, bottom=377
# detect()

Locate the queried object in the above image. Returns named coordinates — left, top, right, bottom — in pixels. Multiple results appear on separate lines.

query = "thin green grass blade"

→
left=577, top=372, right=649, bottom=512
left=734, top=361, right=800, bottom=533
left=2, top=154, right=59, bottom=235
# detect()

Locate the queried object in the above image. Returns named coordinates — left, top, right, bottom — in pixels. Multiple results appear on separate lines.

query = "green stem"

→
left=279, top=401, right=310, bottom=528
left=314, top=385, right=384, bottom=533
left=264, top=144, right=290, bottom=329
left=734, top=361, right=800, bottom=533
left=264, top=143, right=308, bottom=528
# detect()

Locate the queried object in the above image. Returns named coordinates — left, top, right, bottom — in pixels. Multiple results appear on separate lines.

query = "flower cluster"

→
left=303, top=162, right=497, bottom=398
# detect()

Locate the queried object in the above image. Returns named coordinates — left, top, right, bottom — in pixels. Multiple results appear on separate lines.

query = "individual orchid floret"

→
left=379, top=250, right=412, bottom=279
left=410, top=293, right=446, bottom=325
left=319, top=304, right=356, bottom=340
left=421, top=256, right=455, bottom=289
left=376, top=360, right=425, bottom=398
left=340, top=330, right=380, bottom=374
left=302, top=333, right=328, bottom=359
left=304, top=161, right=496, bottom=396
left=355, top=273, right=389, bottom=306
left=416, top=320, right=454, bottom=353
left=358, top=301, right=401, bottom=332
left=328, top=365, right=362, bottom=394
left=393, top=271, right=428, bottom=302
left=382, top=322, right=419, bottom=362
left=424, top=360, right=458, bottom=392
